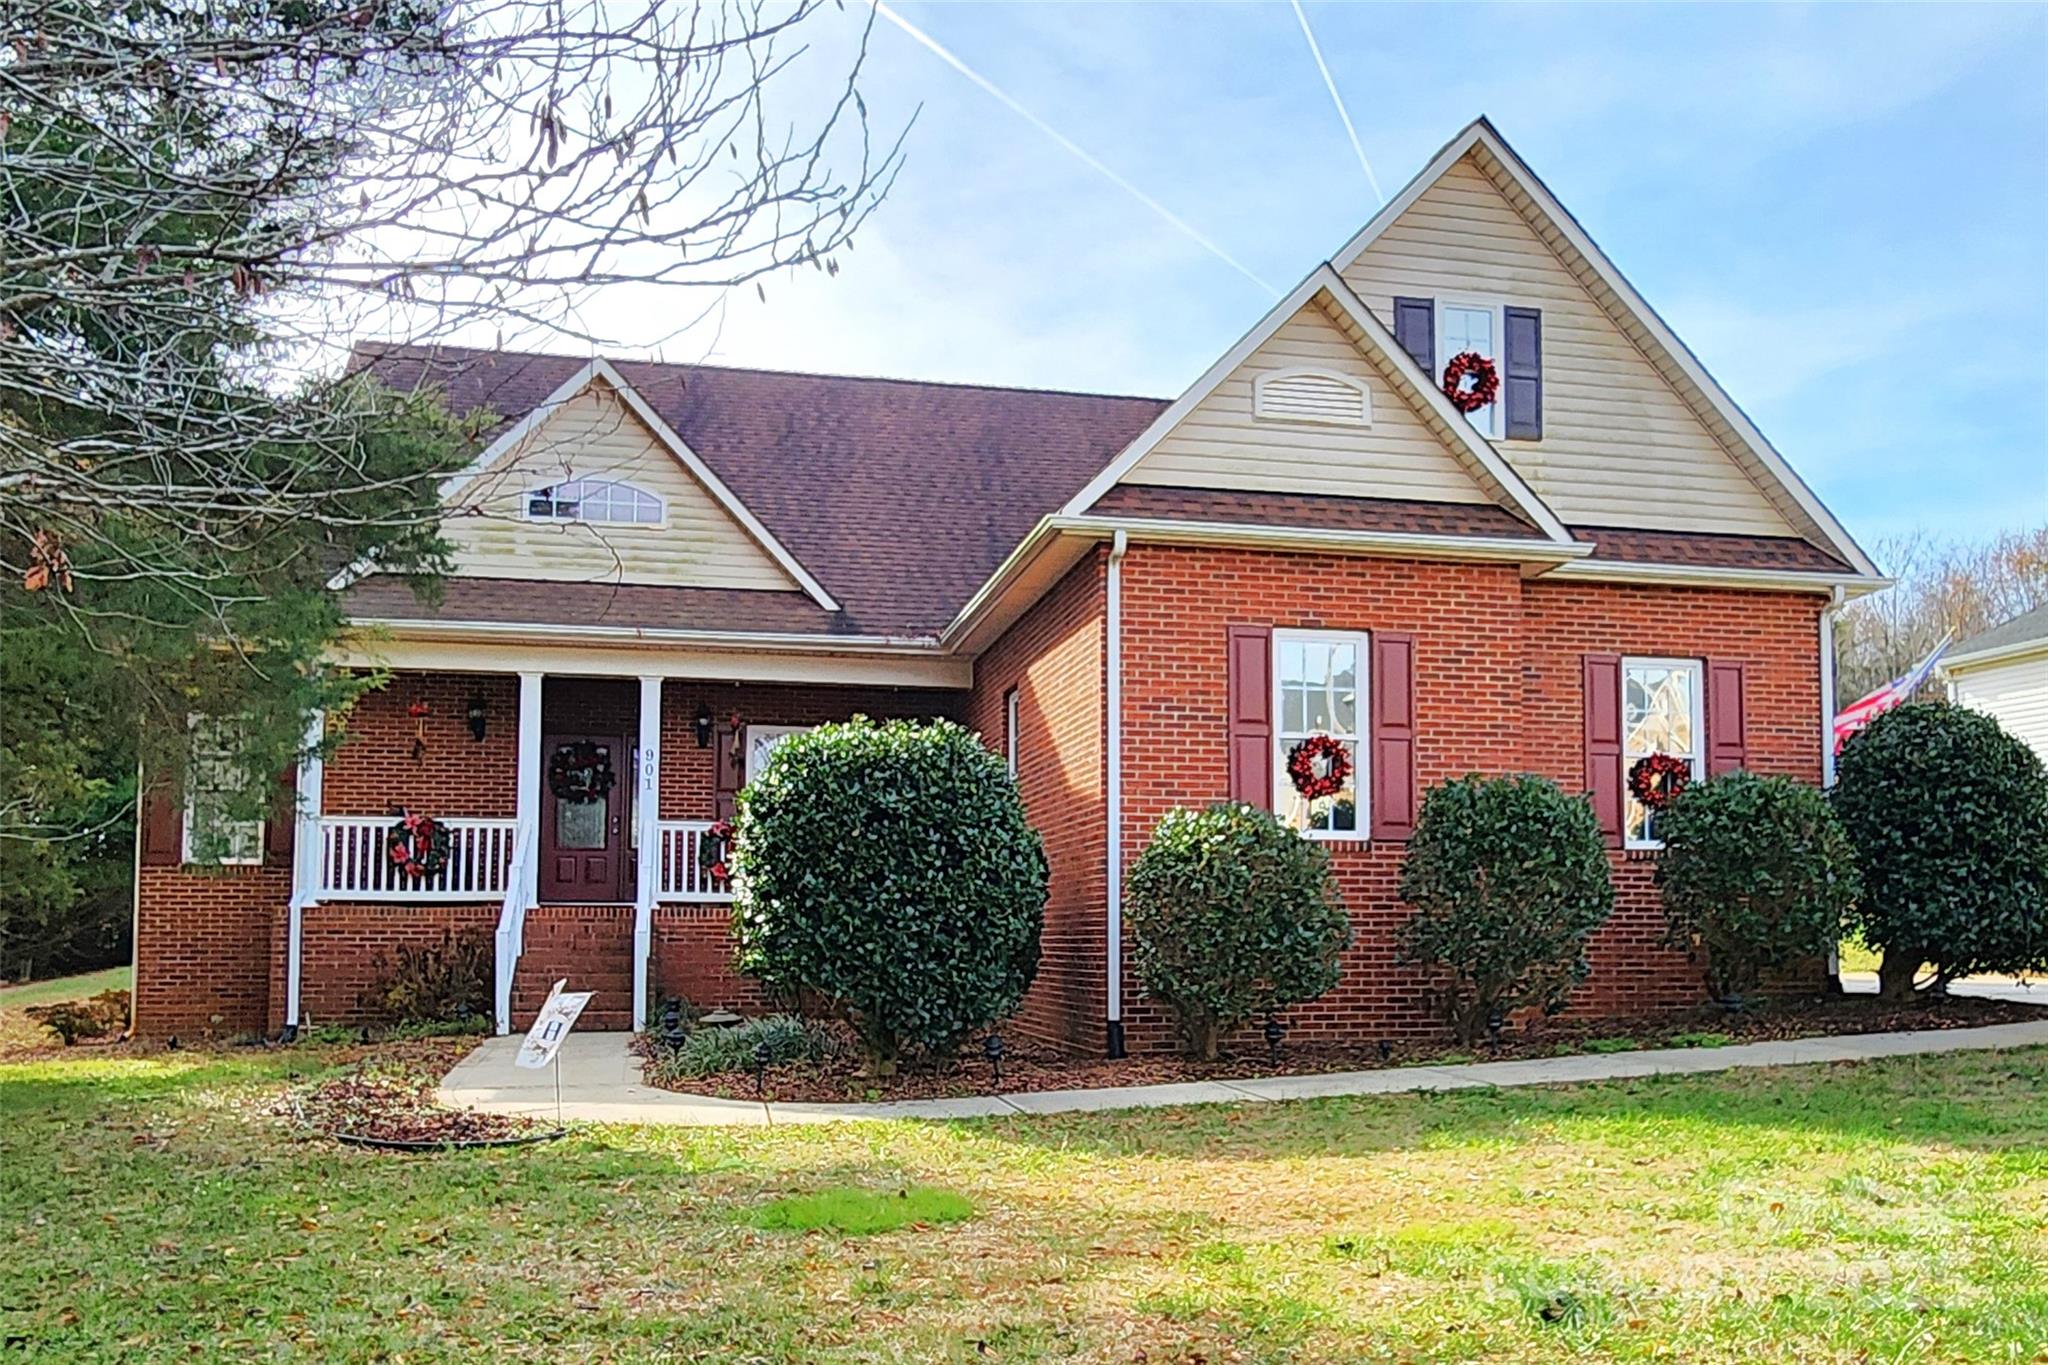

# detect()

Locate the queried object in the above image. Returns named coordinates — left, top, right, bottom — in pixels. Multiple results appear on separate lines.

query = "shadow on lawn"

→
left=970, top=1046, right=2048, bottom=1163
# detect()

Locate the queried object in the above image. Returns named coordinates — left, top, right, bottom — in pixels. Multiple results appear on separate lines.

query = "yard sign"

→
left=515, top=979, right=594, bottom=1070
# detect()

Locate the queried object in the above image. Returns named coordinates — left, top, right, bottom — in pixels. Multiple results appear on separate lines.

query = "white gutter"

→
left=1942, top=637, right=2048, bottom=673
left=1051, top=515, right=1592, bottom=566
left=1820, top=586, right=1843, bottom=790
left=342, top=617, right=943, bottom=653
left=1551, top=560, right=1890, bottom=596
left=1104, top=528, right=1129, bottom=1058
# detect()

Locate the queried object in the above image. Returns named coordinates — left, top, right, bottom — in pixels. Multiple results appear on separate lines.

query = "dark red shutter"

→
left=1369, top=632, right=1418, bottom=841
left=1707, top=660, right=1749, bottom=775
left=1504, top=306, right=1543, bottom=440
left=1225, top=625, right=1272, bottom=808
left=139, top=768, right=182, bottom=866
left=1584, top=654, right=1624, bottom=848
left=264, top=767, right=296, bottom=868
left=712, top=721, right=743, bottom=822
left=1393, top=296, right=1435, bottom=377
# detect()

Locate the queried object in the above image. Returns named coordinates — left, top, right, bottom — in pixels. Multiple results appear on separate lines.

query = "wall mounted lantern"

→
left=693, top=702, right=714, bottom=749
left=466, top=692, right=488, bottom=742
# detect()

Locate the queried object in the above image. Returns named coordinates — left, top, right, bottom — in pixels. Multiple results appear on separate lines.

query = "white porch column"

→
left=285, top=708, right=325, bottom=1034
left=632, top=675, right=662, bottom=1030
left=515, top=671, right=544, bottom=908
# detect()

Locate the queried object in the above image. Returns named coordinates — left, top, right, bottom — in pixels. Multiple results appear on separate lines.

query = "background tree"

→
left=1836, top=525, right=2048, bottom=704
left=1, top=0, right=903, bottom=967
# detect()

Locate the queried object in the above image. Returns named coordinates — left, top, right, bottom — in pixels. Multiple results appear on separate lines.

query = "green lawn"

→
left=0, top=966, right=132, bottom=1051
left=3, top=1043, right=2044, bottom=1362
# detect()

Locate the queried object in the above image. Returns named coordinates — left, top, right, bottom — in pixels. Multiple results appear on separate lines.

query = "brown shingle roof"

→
left=343, top=576, right=847, bottom=636
left=1085, top=484, right=1544, bottom=539
left=1571, top=527, right=1851, bottom=573
left=357, top=344, right=1167, bottom=636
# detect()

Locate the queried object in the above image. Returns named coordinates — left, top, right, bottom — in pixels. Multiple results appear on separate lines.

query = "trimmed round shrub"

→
left=1124, top=803, right=1350, bottom=1060
left=1832, top=702, right=2048, bottom=998
left=1397, top=775, right=1614, bottom=1044
left=730, top=717, right=1046, bottom=1073
left=1654, top=772, right=1860, bottom=1003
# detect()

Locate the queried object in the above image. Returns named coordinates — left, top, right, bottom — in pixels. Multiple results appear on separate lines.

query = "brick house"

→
left=134, top=118, right=1884, bottom=1052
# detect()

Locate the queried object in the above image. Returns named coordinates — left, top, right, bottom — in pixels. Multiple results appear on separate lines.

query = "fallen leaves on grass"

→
left=279, top=1065, right=550, bottom=1146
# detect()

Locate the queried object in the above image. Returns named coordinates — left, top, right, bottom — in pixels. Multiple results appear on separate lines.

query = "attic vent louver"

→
left=1252, top=367, right=1371, bottom=427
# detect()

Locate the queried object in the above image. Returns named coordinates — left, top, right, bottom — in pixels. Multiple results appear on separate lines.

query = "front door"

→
left=538, top=734, right=633, bottom=902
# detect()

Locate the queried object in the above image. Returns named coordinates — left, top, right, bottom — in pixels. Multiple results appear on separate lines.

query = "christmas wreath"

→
left=1286, top=734, right=1353, bottom=801
left=386, top=810, right=453, bottom=881
left=1627, top=753, right=1692, bottom=812
left=547, top=741, right=616, bottom=804
left=1441, top=351, right=1500, bottom=414
left=700, top=818, right=735, bottom=884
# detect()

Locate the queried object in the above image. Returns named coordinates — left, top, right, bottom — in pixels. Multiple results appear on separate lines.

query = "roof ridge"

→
left=353, top=340, right=1170, bottom=406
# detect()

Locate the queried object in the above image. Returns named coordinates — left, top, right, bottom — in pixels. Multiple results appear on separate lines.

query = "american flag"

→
left=1832, top=636, right=1951, bottom=752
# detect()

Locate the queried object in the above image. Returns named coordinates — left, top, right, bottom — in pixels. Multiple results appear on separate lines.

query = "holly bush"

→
left=730, top=718, right=1046, bottom=1073
left=1655, top=772, right=1859, bottom=1002
left=1832, top=702, right=2048, bottom=998
left=1397, top=775, right=1613, bottom=1044
left=1124, top=803, right=1350, bottom=1060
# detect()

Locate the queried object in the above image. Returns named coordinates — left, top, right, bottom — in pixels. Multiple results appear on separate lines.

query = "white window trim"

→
left=521, top=476, right=670, bottom=529
left=1620, top=656, right=1705, bottom=852
left=1004, top=688, right=1020, bottom=779
left=1251, top=366, right=1373, bottom=428
left=1436, top=296, right=1507, bottom=440
left=182, top=715, right=265, bottom=866
left=1272, top=628, right=1372, bottom=842
left=744, top=724, right=812, bottom=782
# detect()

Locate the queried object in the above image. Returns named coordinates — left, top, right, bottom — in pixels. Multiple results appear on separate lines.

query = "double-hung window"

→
left=182, top=717, right=265, bottom=865
left=1621, top=657, right=1703, bottom=849
left=1437, top=301, right=1502, bottom=438
left=1272, top=630, right=1369, bottom=838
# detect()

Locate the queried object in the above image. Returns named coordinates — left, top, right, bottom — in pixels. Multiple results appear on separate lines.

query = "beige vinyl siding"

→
left=1342, top=155, right=1795, bottom=535
left=445, top=382, right=796, bottom=590
left=1953, top=653, right=2048, bottom=761
left=1123, top=303, right=1492, bottom=504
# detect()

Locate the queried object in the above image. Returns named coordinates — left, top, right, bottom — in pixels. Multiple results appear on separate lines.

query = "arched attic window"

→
left=1252, top=367, right=1372, bottom=427
left=525, top=477, right=665, bottom=526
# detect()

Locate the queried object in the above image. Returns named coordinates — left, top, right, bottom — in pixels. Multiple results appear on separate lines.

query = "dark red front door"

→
left=538, top=734, right=633, bottom=902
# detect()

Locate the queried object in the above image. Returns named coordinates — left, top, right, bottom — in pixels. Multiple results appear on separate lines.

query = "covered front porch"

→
left=285, top=651, right=967, bottom=1035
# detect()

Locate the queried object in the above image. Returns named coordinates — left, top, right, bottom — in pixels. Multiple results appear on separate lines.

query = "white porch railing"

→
left=494, top=815, right=535, bottom=1036
left=656, top=820, right=734, bottom=903
left=315, top=815, right=518, bottom=900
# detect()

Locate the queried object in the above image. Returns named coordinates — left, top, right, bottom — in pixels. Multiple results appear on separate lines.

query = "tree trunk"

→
left=1877, top=952, right=1922, bottom=1003
left=1195, top=1020, right=1221, bottom=1062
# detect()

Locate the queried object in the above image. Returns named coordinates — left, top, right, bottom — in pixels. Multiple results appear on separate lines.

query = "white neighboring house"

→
left=1943, top=604, right=2048, bottom=761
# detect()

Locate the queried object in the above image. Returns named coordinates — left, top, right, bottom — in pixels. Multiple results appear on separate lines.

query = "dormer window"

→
left=525, top=478, right=664, bottom=526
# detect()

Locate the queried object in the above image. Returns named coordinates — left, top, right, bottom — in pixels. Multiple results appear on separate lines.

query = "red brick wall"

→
left=284, top=903, right=497, bottom=1031
left=134, top=864, right=288, bottom=1038
left=1108, top=543, right=1827, bottom=1052
left=650, top=907, right=772, bottom=1016
left=324, top=673, right=519, bottom=818
left=966, top=553, right=1109, bottom=1050
left=512, top=905, right=636, bottom=1030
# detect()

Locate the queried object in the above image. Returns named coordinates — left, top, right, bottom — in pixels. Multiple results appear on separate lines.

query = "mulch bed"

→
left=280, top=1063, right=555, bottom=1147
left=638, top=994, right=2046, bottom=1104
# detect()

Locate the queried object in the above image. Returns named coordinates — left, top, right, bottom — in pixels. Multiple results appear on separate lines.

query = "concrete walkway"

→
left=1839, top=972, right=2046, bottom=1004
left=436, top=1019, right=2048, bottom=1128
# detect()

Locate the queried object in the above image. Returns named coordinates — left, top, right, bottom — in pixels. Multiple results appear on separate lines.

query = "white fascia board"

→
left=1059, top=262, right=1575, bottom=545
left=1942, top=637, right=2048, bottom=673
left=421, top=357, right=842, bottom=614
left=1053, top=515, right=1591, bottom=566
left=344, top=616, right=938, bottom=652
left=1059, top=272, right=1335, bottom=517
left=1314, top=271, right=1574, bottom=544
left=1330, top=117, right=1880, bottom=580
left=1546, top=558, right=1893, bottom=596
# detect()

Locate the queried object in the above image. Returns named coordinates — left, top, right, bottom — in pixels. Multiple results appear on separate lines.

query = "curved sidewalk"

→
left=437, top=1018, right=2048, bottom=1128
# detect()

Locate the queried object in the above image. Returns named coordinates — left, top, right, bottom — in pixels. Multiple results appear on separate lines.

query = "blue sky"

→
left=609, top=3, right=2048, bottom=548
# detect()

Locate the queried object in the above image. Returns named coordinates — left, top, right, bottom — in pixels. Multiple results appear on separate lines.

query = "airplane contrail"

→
left=871, top=1, right=1279, bottom=297
left=1289, top=0, right=1385, bottom=206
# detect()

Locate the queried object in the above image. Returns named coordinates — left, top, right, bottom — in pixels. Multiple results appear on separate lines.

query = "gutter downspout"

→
left=1104, top=529, right=1128, bottom=1059
left=1819, top=585, right=1845, bottom=993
